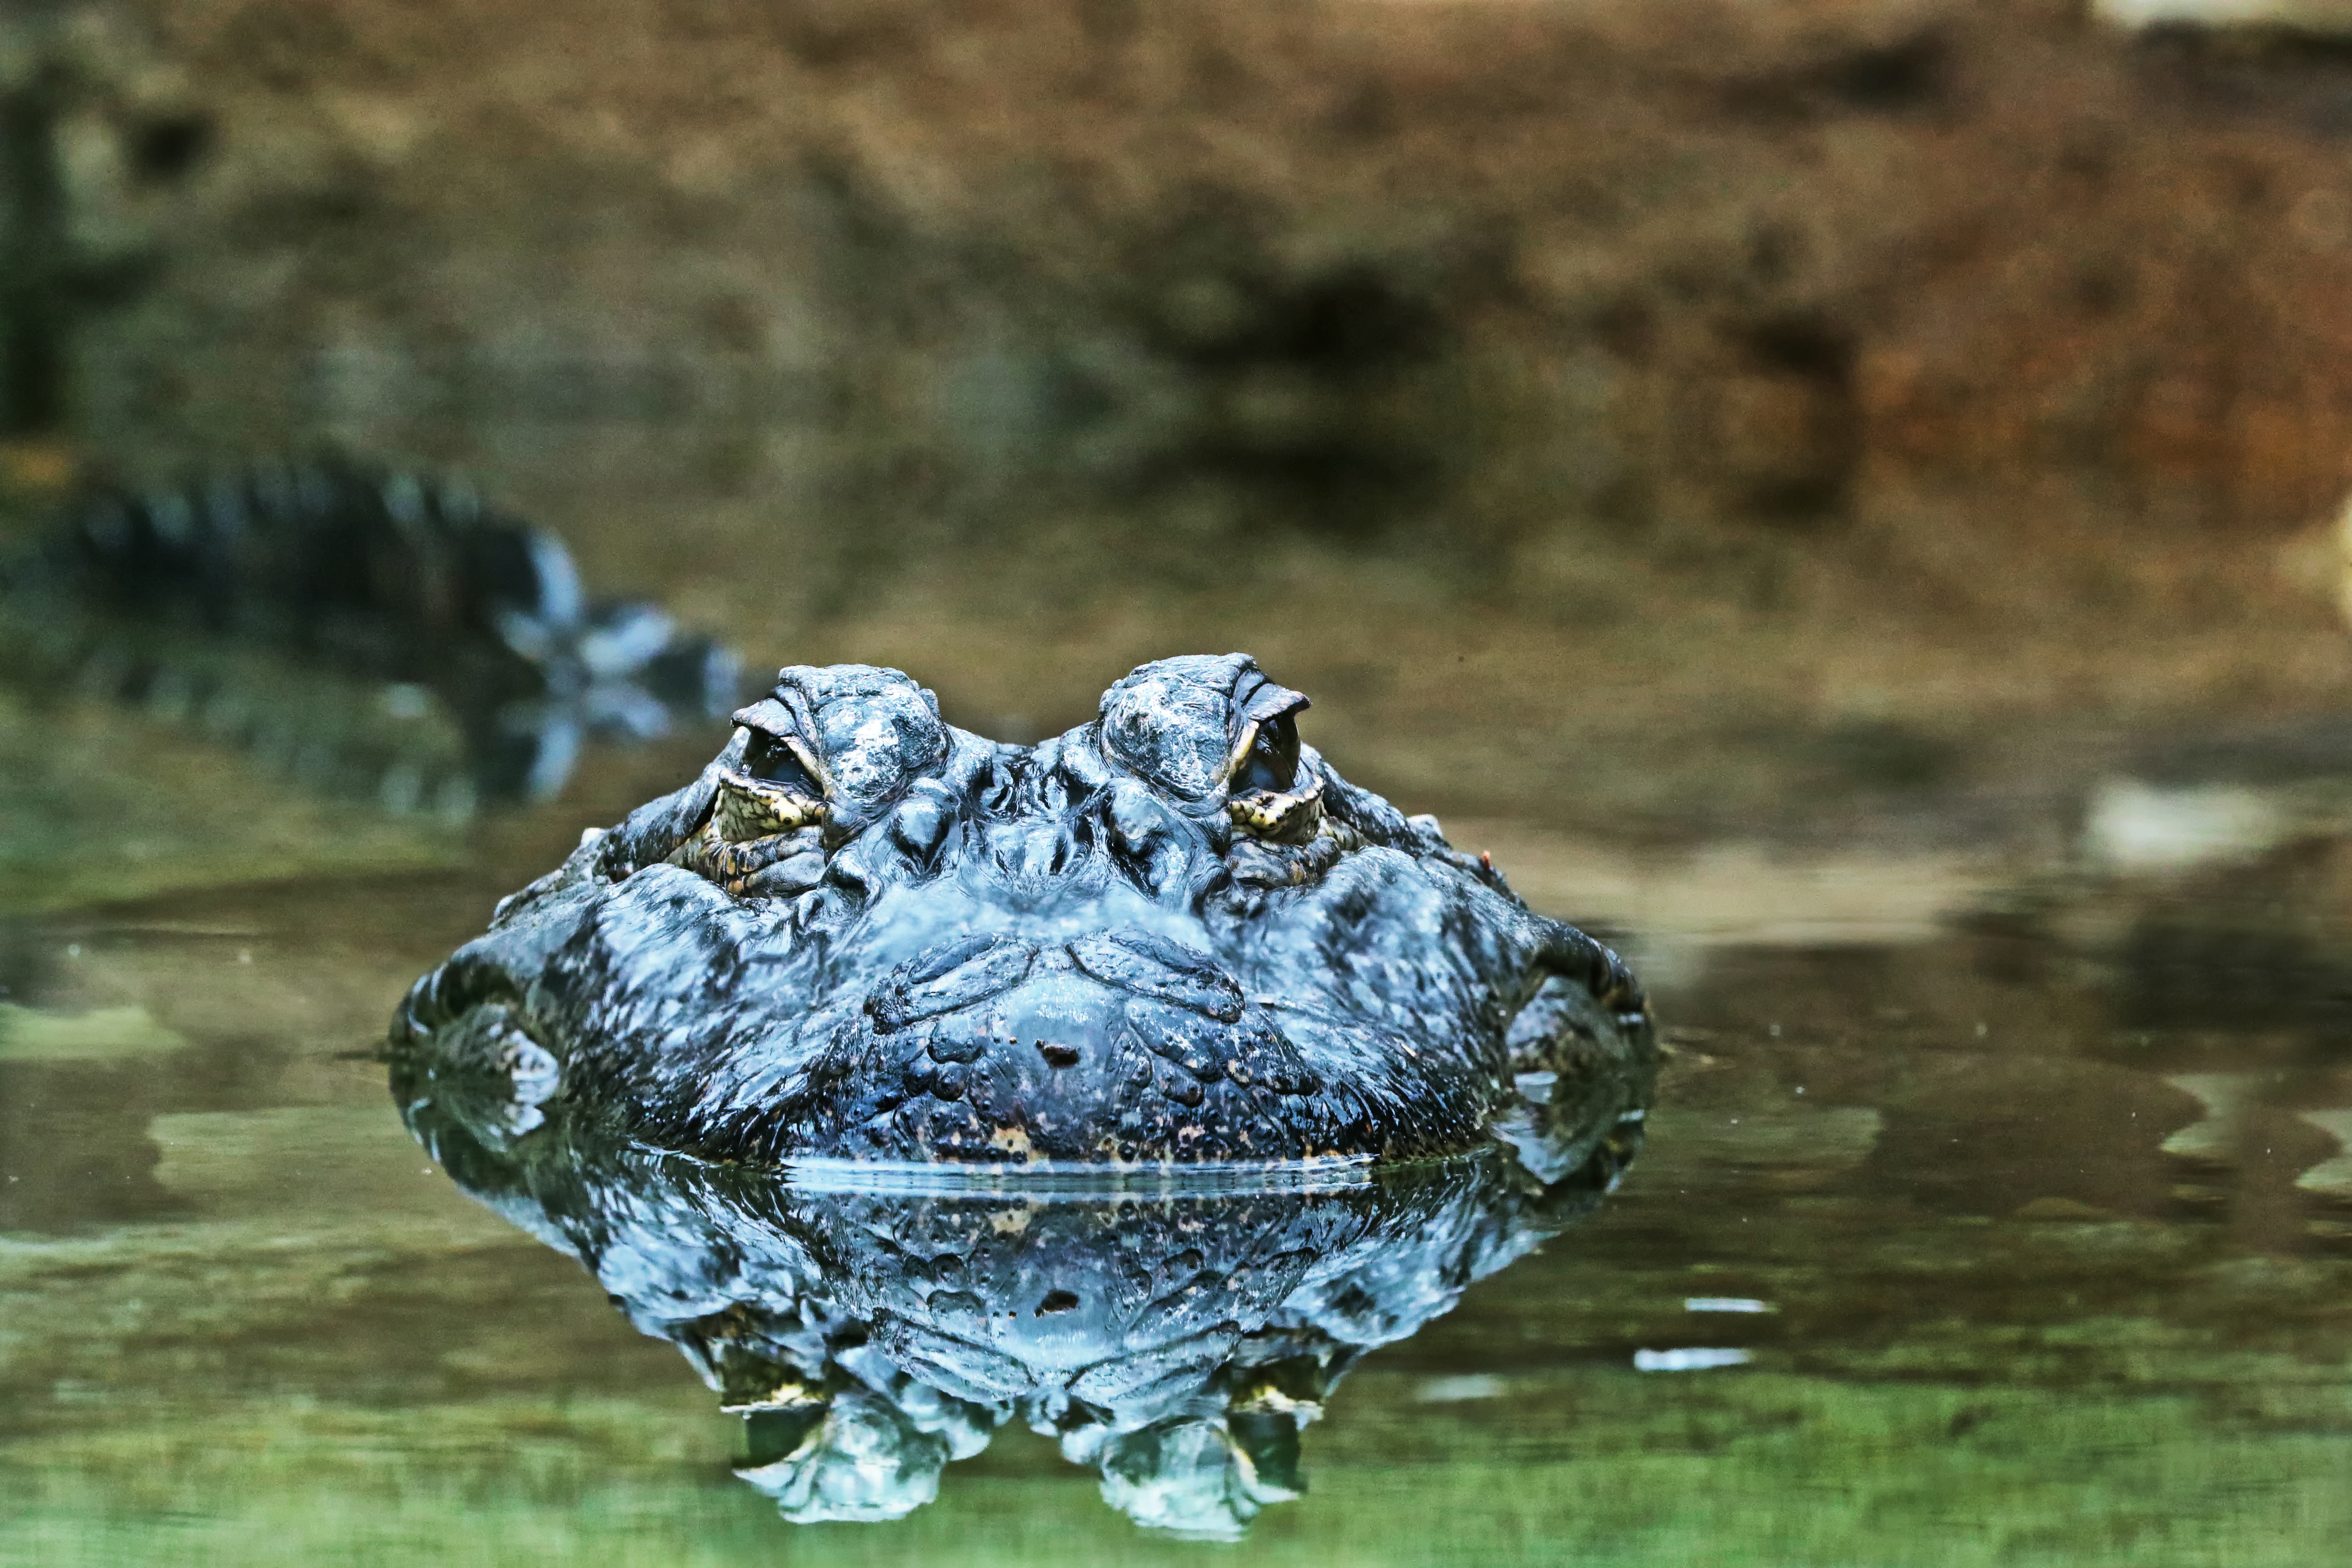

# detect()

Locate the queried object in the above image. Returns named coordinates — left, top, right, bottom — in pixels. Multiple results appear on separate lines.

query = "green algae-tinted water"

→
left=2, top=747, right=2347, bottom=1566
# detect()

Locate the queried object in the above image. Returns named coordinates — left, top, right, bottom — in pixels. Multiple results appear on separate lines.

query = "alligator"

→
left=397, top=1023, right=1651, bottom=1536
left=0, top=454, right=740, bottom=807
left=390, top=653, right=1655, bottom=1169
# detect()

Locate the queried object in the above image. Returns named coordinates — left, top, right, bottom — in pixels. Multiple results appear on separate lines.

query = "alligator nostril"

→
left=1038, top=1040, right=1081, bottom=1068
left=1036, top=1289, right=1080, bottom=1315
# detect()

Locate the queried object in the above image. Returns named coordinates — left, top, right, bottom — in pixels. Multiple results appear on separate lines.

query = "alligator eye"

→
left=1223, top=712, right=1323, bottom=845
left=742, top=727, right=824, bottom=794
left=710, top=726, right=829, bottom=842
left=1233, top=713, right=1301, bottom=795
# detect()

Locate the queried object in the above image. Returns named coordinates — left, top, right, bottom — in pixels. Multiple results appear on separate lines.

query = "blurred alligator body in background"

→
left=0, top=455, right=740, bottom=815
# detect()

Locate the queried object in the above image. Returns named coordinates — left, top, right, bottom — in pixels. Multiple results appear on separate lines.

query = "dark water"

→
left=1, top=720, right=2348, bottom=1565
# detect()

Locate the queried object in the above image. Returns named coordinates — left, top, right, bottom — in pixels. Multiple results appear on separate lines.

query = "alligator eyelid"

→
left=1215, top=719, right=1264, bottom=789
left=794, top=737, right=833, bottom=794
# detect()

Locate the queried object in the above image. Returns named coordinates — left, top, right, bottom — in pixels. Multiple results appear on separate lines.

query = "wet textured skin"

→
left=392, top=653, right=1654, bottom=1168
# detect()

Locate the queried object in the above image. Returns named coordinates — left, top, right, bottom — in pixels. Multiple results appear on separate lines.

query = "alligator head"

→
left=390, top=653, right=1653, bottom=1169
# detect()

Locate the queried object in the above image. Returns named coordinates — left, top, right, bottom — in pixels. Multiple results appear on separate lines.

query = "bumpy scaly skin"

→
left=391, top=654, right=1654, bottom=1167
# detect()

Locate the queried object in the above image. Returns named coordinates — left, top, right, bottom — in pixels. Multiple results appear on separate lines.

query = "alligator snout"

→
left=867, top=934, right=1043, bottom=1032
left=835, top=927, right=1326, bottom=1164
left=868, top=929, right=1247, bottom=1033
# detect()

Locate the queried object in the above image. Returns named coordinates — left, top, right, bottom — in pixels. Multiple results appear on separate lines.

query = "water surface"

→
left=3, top=746, right=2346, bottom=1564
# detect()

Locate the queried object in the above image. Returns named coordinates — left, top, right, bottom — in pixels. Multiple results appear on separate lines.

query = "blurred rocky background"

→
left=11, top=0, right=2352, bottom=844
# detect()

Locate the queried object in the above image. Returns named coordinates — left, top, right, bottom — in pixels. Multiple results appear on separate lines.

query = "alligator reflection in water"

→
left=394, top=1054, right=1650, bottom=1538
left=0, top=455, right=741, bottom=812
